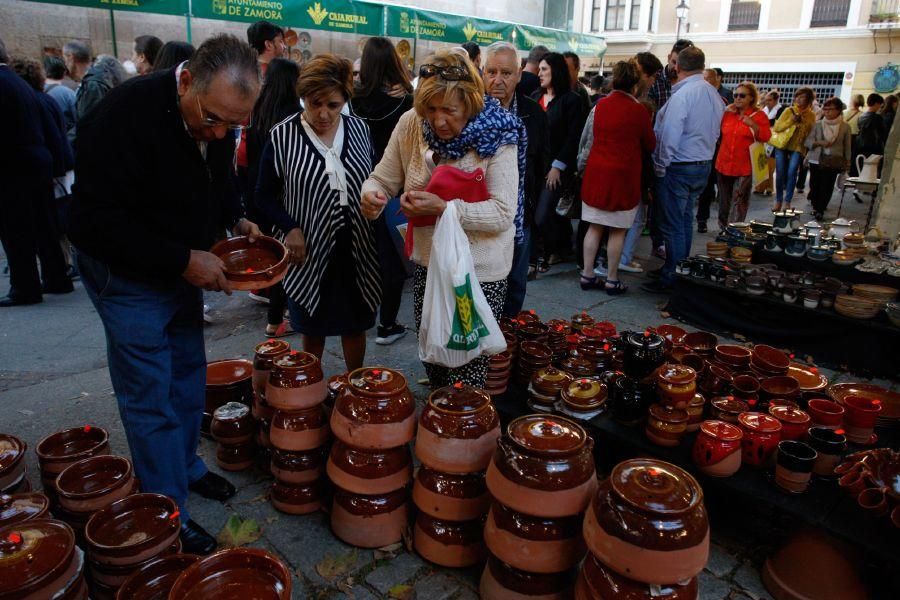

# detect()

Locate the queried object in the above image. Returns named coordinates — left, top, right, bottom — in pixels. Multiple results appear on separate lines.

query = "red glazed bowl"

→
left=169, top=548, right=291, bottom=599
left=36, top=426, right=110, bottom=477
left=807, top=399, right=845, bottom=429
left=116, top=553, right=201, bottom=600
left=715, top=344, right=752, bottom=368
left=683, top=332, right=717, bottom=355
left=209, top=235, right=288, bottom=291
left=751, top=345, right=790, bottom=375
left=56, top=455, right=135, bottom=515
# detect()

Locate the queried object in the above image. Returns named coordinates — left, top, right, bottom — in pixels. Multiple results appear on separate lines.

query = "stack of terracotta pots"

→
left=251, top=340, right=292, bottom=471
left=412, top=384, right=499, bottom=567
left=36, top=425, right=109, bottom=506
left=210, top=402, right=256, bottom=472
left=0, top=433, right=29, bottom=494
left=117, top=553, right=200, bottom=599
left=482, top=415, right=597, bottom=599
left=570, top=311, right=595, bottom=333
left=575, top=338, right=614, bottom=374
left=516, top=341, right=552, bottom=387
left=168, top=548, right=291, bottom=599
left=545, top=319, right=572, bottom=363
left=578, top=458, right=708, bottom=599
left=0, top=518, right=89, bottom=599
left=204, top=359, right=253, bottom=437
left=329, top=367, right=415, bottom=548
left=485, top=349, right=512, bottom=397
left=266, top=350, right=329, bottom=515
left=83, top=493, right=182, bottom=599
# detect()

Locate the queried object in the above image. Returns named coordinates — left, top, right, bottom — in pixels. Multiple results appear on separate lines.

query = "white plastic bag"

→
left=418, top=202, right=507, bottom=368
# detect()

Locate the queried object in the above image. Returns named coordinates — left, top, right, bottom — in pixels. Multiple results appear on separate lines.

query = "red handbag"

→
left=405, top=165, right=489, bottom=257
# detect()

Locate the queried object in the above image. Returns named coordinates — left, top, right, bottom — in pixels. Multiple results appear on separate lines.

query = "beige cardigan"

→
left=361, top=109, right=519, bottom=282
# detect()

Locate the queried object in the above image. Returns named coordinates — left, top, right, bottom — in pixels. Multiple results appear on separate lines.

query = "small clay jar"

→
left=270, top=448, right=326, bottom=485
left=767, top=405, right=811, bottom=441
left=807, top=427, right=846, bottom=477
left=210, top=402, right=254, bottom=445
left=560, top=378, right=608, bottom=416
left=480, top=553, right=577, bottom=600
left=484, top=501, right=587, bottom=574
left=85, top=493, right=181, bottom=567
left=414, top=513, right=486, bottom=568
left=269, top=404, right=330, bottom=452
left=0, top=434, right=27, bottom=493
left=737, top=412, right=783, bottom=468
left=709, top=396, right=749, bottom=424
left=169, top=548, right=291, bottom=600
left=116, top=553, right=201, bottom=600
left=645, top=404, right=689, bottom=447
left=331, top=486, right=410, bottom=548
left=415, top=384, right=501, bottom=474
left=36, top=426, right=109, bottom=481
left=685, top=394, right=706, bottom=432
left=252, top=339, right=290, bottom=398
left=774, top=440, right=817, bottom=494
left=583, top=458, right=709, bottom=585
left=0, top=518, right=84, bottom=600
left=215, top=442, right=255, bottom=471
left=655, top=364, right=698, bottom=409
left=0, top=492, right=50, bottom=527
left=692, top=420, right=743, bottom=477
left=331, top=368, right=416, bottom=450
left=571, top=312, right=595, bottom=332
left=56, top=455, right=135, bottom=515
left=270, top=479, right=324, bottom=515
left=326, top=440, right=412, bottom=495
left=412, top=466, right=490, bottom=521
left=486, top=415, right=597, bottom=519
left=265, top=351, right=326, bottom=411
left=205, top=359, right=253, bottom=434
left=576, top=552, right=699, bottom=600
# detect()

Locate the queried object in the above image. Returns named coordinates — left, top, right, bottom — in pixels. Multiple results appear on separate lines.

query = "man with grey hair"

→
left=517, top=43, right=549, bottom=97
left=69, top=34, right=262, bottom=555
left=63, top=41, right=127, bottom=139
left=483, top=41, right=549, bottom=314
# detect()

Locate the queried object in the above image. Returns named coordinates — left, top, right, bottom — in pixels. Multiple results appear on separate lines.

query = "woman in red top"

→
left=714, top=81, right=771, bottom=231
left=579, top=61, right=655, bottom=295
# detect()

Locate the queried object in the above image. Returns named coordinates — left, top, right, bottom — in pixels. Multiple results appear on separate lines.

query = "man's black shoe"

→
left=188, top=472, right=236, bottom=502
left=697, top=222, right=708, bottom=233
left=647, top=268, right=664, bottom=280
left=641, top=280, right=674, bottom=294
left=0, top=295, right=42, bottom=307
left=42, top=282, right=75, bottom=295
left=180, top=519, right=217, bottom=555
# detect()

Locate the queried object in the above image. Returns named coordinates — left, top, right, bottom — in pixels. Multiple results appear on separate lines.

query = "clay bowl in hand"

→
left=210, top=235, right=288, bottom=291
left=169, top=548, right=291, bottom=600
left=116, top=553, right=201, bottom=600
left=85, top=493, right=181, bottom=567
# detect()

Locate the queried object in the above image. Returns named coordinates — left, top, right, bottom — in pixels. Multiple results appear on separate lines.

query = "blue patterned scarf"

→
left=422, top=95, right=528, bottom=241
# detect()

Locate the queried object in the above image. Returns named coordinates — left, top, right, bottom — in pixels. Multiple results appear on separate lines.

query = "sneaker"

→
left=376, top=323, right=407, bottom=345
left=618, top=261, right=643, bottom=273
left=593, top=264, right=608, bottom=278
left=203, top=304, right=213, bottom=324
left=248, top=290, right=270, bottom=304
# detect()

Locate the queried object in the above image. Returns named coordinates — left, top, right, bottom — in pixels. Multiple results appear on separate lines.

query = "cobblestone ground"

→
left=1, top=189, right=890, bottom=599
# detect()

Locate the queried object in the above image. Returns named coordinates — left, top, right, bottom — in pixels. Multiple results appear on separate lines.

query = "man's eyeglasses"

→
left=419, top=64, right=471, bottom=82
left=196, top=96, right=247, bottom=131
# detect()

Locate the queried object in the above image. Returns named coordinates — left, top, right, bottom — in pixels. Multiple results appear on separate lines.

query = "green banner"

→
left=514, top=24, right=607, bottom=56
left=192, top=0, right=383, bottom=35
left=385, top=6, right=513, bottom=46
left=27, top=0, right=186, bottom=15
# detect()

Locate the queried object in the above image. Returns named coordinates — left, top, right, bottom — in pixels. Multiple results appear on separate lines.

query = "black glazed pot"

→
left=621, top=331, right=666, bottom=380
left=610, top=376, right=654, bottom=425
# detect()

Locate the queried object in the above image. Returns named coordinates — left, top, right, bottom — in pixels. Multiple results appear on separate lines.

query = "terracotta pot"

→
left=760, top=376, right=801, bottom=407
left=767, top=405, right=810, bottom=441
left=583, top=458, right=709, bottom=585
left=480, top=553, right=577, bottom=600
left=645, top=404, right=689, bottom=447
left=714, top=344, right=751, bottom=368
left=655, top=364, right=697, bottom=409
left=738, top=413, right=783, bottom=467
left=169, top=548, right=291, bottom=600
left=774, top=440, right=817, bottom=494
left=0, top=434, right=27, bottom=493
left=116, top=553, right=201, bottom=600
left=330, top=368, right=416, bottom=450
left=205, top=359, right=253, bottom=434
left=270, top=448, right=326, bottom=485
left=265, top=351, right=326, bottom=411
left=683, top=331, right=717, bottom=356
left=838, top=469, right=867, bottom=496
left=412, top=466, right=489, bottom=521
left=679, top=352, right=706, bottom=374
left=270, top=479, right=324, bottom=515
left=87, top=539, right=181, bottom=588
left=414, top=512, right=485, bottom=568
left=751, top=344, right=790, bottom=375
left=252, top=339, right=291, bottom=398
left=731, top=375, right=760, bottom=405
left=710, top=397, right=750, bottom=424
left=330, top=486, right=409, bottom=548
left=531, top=366, right=573, bottom=397
left=326, top=440, right=411, bottom=495
left=560, top=378, right=607, bottom=415
left=36, top=426, right=110, bottom=477
left=210, top=402, right=254, bottom=445
left=575, top=552, right=699, bottom=600
left=270, top=405, right=330, bottom=452
left=806, top=399, right=844, bottom=429
left=484, top=501, right=586, bottom=573
left=685, top=394, right=706, bottom=432
left=571, top=312, right=595, bottom=332
left=0, top=492, right=51, bottom=527
left=56, top=456, right=135, bottom=515
left=415, top=384, right=500, bottom=473
left=698, top=364, right=733, bottom=398
left=85, top=493, right=181, bottom=567
left=0, top=519, right=85, bottom=600
left=692, top=420, right=743, bottom=477
left=807, top=427, right=846, bottom=477
left=486, top=415, right=597, bottom=518
left=842, top=395, right=882, bottom=445
left=215, top=441, right=255, bottom=472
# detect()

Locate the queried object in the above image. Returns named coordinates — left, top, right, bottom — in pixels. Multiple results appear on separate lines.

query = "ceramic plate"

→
left=830, top=383, right=900, bottom=421
left=786, top=364, right=828, bottom=392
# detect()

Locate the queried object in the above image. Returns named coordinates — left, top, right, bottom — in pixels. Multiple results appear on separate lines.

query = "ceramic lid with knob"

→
left=738, top=412, right=782, bottom=433
left=0, top=434, right=25, bottom=472
left=648, top=404, right=689, bottom=425
left=507, top=415, right=588, bottom=456
left=272, top=351, right=319, bottom=371
left=561, top=379, right=607, bottom=410
left=625, top=330, right=664, bottom=351
left=0, top=519, right=77, bottom=598
left=0, top=493, right=50, bottom=527
left=768, top=405, right=810, bottom=424
left=348, top=368, right=408, bottom=397
left=657, top=364, right=697, bottom=385
left=254, top=339, right=290, bottom=357
left=428, top=384, right=491, bottom=414
left=609, top=459, right=703, bottom=515
left=699, top=420, right=743, bottom=442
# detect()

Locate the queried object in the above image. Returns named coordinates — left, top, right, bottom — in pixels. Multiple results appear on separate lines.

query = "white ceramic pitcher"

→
left=855, top=154, right=882, bottom=182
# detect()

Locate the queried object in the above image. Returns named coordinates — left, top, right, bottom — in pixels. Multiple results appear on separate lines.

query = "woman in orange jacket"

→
left=714, top=81, right=771, bottom=232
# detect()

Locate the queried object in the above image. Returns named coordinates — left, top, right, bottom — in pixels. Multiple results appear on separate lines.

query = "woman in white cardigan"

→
left=361, top=50, right=526, bottom=388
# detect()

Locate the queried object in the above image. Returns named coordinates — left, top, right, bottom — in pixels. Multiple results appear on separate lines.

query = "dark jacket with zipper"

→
left=350, top=88, right=413, bottom=165
left=514, top=92, right=550, bottom=224
left=69, top=68, right=242, bottom=283
left=531, top=88, right=586, bottom=181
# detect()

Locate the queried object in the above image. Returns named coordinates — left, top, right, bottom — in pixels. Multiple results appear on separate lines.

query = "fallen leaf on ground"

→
left=216, top=514, right=261, bottom=548
left=733, top=333, right=747, bottom=342
left=388, top=584, right=415, bottom=600
left=401, top=524, right=414, bottom=552
left=336, top=577, right=355, bottom=594
left=315, top=550, right=358, bottom=580
left=374, top=542, right=403, bottom=560
left=659, top=311, right=671, bottom=319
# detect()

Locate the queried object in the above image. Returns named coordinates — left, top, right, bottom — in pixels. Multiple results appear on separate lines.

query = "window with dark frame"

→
left=810, top=0, right=851, bottom=27
left=630, top=0, right=642, bottom=30
left=605, top=0, right=627, bottom=31
left=591, top=0, right=603, bottom=31
left=728, top=1, right=761, bottom=31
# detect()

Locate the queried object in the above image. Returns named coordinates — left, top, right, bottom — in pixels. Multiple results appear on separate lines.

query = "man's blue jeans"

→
left=620, top=201, right=645, bottom=267
left=504, top=224, right=531, bottom=317
left=774, top=148, right=803, bottom=205
left=656, top=163, right=712, bottom=284
left=78, top=252, right=208, bottom=521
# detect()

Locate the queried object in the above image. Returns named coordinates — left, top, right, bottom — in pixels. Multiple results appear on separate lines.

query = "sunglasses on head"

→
left=419, top=64, right=471, bottom=82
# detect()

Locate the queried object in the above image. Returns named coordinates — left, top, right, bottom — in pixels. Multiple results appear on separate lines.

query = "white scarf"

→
left=822, top=116, right=842, bottom=145
left=301, top=115, right=347, bottom=207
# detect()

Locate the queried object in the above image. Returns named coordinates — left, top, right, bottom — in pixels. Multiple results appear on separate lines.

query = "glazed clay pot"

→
left=775, top=440, right=817, bottom=494
left=622, top=331, right=666, bottom=379
left=326, top=440, right=412, bottom=495
left=480, top=553, right=577, bottom=600
left=738, top=412, right=783, bottom=468
left=768, top=405, right=811, bottom=441
left=331, top=486, right=409, bottom=548
left=645, top=404, right=689, bottom=448
left=576, top=552, right=699, bottom=600
left=270, top=479, right=324, bottom=515
left=685, top=394, right=706, bottom=432
left=413, top=467, right=490, bottom=521
left=205, top=359, right=253, bottom=434
left=692, top=420, right=743, bottom=477
left=842, top=395, right=882, bottom=445
left=655, top=364, right=697, bottom=409
left=558, top=356, right=595, bottom=379
left=87, top=539, right=180, bottom=588
left=415, top=384, right=500, bottom=474
left=583, top=459, right=709, bottom=585
left=0, top=434, right=27, bottom=493
left=807, top=427, right=846, bottom=477
left=731, top=375, right=760, bottom=404
left=414, top=513, right=486, bottom=568
left=806, top=399, right=844, bottom=429
left=270, top=405, right=330, bottom=452
left=710, top=396, right=750, bottom=424
left=210, top=402, right=254, bottom=445
left=56, top=455, right=136, bottom=515
left=265, top=351, right=326, bottom=411
left=36, top=426, right=110, bottom=480
left=270, top=448, right=326, bottom=485
left=331, top=368, right=416, bottom=450
left=116, top=553, right=201, bottom=600
left=169, top=548, right=291, bottom=600
left=0, top=519, right=86, bottom=600
left=215, top=442, right=255, bottom=472
left=84, top=493, right=180, bottom=567
left=486, top=415, right=597, bottom=519
left=559, top=378, right=608, bottom=417
left=0, top=492, right=51, bottom=527
left=484, top=501, right=586, bottom=573
left=251, top=339, right=290, bottom=398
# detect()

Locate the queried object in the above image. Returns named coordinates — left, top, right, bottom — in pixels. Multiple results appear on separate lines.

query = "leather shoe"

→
left=180, top=519, right=217, bottom=555
left=42, top=282, right=74, bottom=295
left=0, top=295, right=42, bottom=307
left=188, top=471, right=236, bottom=502
left=697, top=222, right=708, bottom=233
left=641, top=280, right=674, bottom=294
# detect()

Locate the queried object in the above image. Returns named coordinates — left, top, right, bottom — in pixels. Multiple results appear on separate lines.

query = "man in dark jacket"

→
left=856, top=93, right=887, bottom=165
left=517, top=44, right=548, bottom=98
left=484, top=42, right=550, bottom=315
left=69, top=34, right=262, bottom=555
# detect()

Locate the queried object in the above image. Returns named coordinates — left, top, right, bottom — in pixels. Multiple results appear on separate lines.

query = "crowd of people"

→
left=1, top=24, right=896, bottom=554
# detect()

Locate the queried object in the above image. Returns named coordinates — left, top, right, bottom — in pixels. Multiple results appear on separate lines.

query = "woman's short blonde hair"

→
left=735, top=80, right=760, bottom=106
left=414, top=51, right=485, bottom=120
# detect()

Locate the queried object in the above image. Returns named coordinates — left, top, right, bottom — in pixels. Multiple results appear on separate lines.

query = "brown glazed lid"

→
left=85, top=493, right=180, bottom=557
left=56, top=455, right=133, bottom=500
left=272, top=351, right=319, bottom=371
left=169, top=548, right=291, bottom=600
left=205, top=359, right=253, bottom=386
left=648, top=404, right=689, bottom=425
left=768, top=405, right=810, bottom=425
left=519, top=341, right=552, bottom=362
left=711, top=396, right=750, bottom=414
left=416, top=512, right=484, bottom=545
left=559, top=356, right=594, bottom=375
left=116, top=553, right=201, bottom=600
left=422, top=385, right=499, bottom=438
left=332, top=486, right=408, bottom=516
left=532, top=367, right=572, bottom=387
left=610, top=459, right=703, bottom=515
left=699, top=420, right=743, bottom=442
left=428, top=384, right=491, bottom=414
left=486, top=552, right=577, bottom=595
left=0, top=518, right=76, bottom=598
left=490, top=501, right=582, bottom=541
left=0, top=493, right=50, bottom=527
left=213, top=402, right=250, bottom=422
left=347, top=367, right=408, bottom=397
left=0, top=435, right=26, bottom=474
left=571, top=312, right=595, bottom=326
left=416, top=467, right=486, bottom=499
left=507, top=414, right=587, bottom=456
left=738, top=412, right=783, bottom=433
left=580, top=552, right=699, bottom=599
left=329, top=440, right=411, bottom=478
left=36, top=425, right=108, bottom=465
left=254, top=339, right=291, bottom=358
left=561, top=378, right=606, bottom=404
left=546, top=319, right=572, bottom=334
left=657, top=363, right=697, bottom=386
left=516, top=310, right=541, bottom=323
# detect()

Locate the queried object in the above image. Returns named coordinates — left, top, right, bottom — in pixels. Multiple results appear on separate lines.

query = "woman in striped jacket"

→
left=255, top=54, right=381, bottom=371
